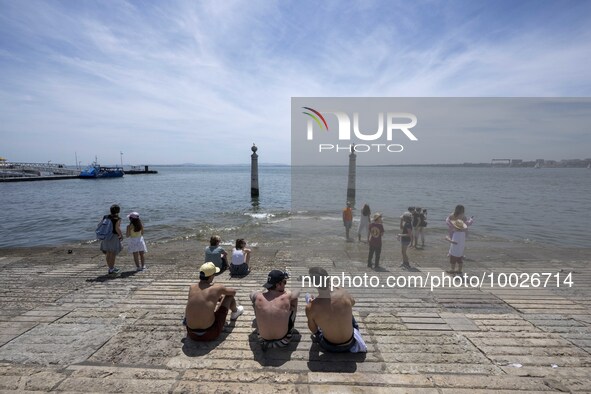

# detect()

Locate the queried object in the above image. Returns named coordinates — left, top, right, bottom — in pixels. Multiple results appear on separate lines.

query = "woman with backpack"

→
left=99, top=204, right=123, bottom=275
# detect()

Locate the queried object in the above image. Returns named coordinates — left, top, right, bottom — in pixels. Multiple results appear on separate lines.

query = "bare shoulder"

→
left=334, top=287, right=354, bottom=302
left=250, top=290, right=262, bottom=302
left=333, top=287, right=350, bottom=297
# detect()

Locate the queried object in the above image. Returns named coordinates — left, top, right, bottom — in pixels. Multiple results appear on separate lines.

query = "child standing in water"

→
left=126, top=212, right=147, bottom=271
left=342, top=201, right=353, bottom=241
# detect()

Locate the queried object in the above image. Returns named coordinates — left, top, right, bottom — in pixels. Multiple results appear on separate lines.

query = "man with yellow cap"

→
left=184, top=262, right=244, bottom=341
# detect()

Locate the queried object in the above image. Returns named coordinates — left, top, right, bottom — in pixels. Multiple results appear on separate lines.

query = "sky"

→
left=1, top=0, right=591, bottom=166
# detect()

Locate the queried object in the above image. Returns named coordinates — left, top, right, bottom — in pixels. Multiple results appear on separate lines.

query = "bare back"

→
left=307, top=288, right=354, bottom=344
left=185, top=282, right=226, bottom=329
left=252, top=290, right=293, bottom=340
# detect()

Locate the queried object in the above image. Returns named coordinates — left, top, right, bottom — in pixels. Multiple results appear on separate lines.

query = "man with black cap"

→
left=250, top=269, right=299, bottom=350
left=184, top=262, right=243, bottom=341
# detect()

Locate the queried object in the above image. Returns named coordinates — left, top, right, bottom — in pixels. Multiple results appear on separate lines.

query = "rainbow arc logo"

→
left=302, top=107, right=328, bottom=131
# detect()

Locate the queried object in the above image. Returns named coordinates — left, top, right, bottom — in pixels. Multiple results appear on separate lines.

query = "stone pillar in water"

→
left=251, top=144, right=259, bottom=198
left=347, top=145, right=356, bottom=206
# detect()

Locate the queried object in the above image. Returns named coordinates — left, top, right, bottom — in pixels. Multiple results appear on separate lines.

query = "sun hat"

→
left=199, top=262, right=220, bottom=278
left=452, top=219, right=467, bottom=230
left=263, top=270, right=289, bottom=289
left=372, top=213, right=383, bottom=221
left=127, top=211, right=140, bottom=219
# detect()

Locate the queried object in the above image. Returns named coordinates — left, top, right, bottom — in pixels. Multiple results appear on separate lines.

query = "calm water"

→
left=292, top=166, right=591, bottom=247
left=0, top=165, right=589, bottom=247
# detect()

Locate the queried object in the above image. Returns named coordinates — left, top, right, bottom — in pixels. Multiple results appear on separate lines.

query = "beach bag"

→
left=350, top=328, right=367, bottom=353
left=95, top=216, right=114, bottom=240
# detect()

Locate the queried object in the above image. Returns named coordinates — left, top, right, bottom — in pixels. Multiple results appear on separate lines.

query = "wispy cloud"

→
left=1, top=0, right=590, bottom=164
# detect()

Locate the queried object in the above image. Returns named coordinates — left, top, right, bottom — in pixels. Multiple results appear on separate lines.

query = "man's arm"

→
left=288, top=289, right=300, bottom=309
left=305, top=303, right=318, bottom=333
left=249, top=290, right=259, bottom=304
left=288, top=289, right=300, bottom=300
left=219, top=284, right=237, bottom=297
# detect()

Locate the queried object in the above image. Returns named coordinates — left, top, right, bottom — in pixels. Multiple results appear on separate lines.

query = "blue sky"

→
left=1, top=0, right=590, bottom=165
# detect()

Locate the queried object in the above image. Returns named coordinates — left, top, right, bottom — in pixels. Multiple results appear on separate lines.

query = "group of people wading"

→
left=344, top=202, right=474, bottom=274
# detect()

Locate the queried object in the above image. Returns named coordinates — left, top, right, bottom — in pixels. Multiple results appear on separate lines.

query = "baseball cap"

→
left=200, top=262, right=220, bottom=278
left=263, top=269, right=289, bottom=289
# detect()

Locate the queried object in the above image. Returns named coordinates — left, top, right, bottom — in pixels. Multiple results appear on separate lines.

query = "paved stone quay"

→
left=0, top=239, right=590, bottom=393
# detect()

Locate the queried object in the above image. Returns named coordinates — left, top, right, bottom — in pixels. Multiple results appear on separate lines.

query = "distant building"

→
left=545, top=160, right=557, bottom=167
left=491, top=159, right=511, bottom=167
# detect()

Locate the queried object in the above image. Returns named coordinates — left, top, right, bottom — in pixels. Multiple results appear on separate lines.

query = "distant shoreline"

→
left=4, top=161, right=589, bottom=169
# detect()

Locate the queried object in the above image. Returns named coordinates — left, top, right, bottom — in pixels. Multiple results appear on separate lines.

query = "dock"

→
left=124, top=165, right=158, bottom=175
left=0, top=162, right=158, bottom=182
left=0, top=162, right=78, bottom=182
left=0, top=175, right=80, bottom=183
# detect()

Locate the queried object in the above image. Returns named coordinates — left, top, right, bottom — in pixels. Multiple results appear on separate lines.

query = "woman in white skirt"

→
left=126, top=211, right=148, bottom=271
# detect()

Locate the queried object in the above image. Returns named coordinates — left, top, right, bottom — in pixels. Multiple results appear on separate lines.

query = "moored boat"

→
left=79, top=164, right=124, bottom=178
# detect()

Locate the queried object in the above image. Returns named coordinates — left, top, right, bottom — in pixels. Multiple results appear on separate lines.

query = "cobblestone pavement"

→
left=1, top=238, right=590, bottom=393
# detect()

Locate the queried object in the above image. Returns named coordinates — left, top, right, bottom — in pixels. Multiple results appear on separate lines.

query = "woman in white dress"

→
left=357, top=204, right=371, bottom=242
left=446, top=219, right=467, bottom=276
left=126, top=211, right=147, bottom=271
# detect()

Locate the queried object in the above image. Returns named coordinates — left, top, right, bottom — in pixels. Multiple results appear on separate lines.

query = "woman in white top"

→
left=230, top=238, right=251, bottom=276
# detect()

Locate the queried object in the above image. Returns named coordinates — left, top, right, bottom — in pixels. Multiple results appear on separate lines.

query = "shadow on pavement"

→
left=181, top=323, right=236, bottom=357
left=307, top=340, right=367, bottom=372
left=248, top=328, right=301, bottom=367
left=86, top=270, right=138, bottom=282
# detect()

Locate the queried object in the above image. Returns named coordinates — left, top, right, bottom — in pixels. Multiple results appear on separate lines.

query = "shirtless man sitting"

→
left=184, top=262, right=244, bottom=341
left=305, top=267, right=362, bottom=352
left=250, top=270, right=299, bottom=350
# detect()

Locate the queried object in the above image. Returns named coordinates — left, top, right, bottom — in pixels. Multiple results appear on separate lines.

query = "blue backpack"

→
left=96, top=216, right=114, bottom=240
